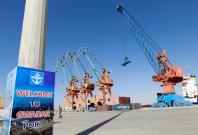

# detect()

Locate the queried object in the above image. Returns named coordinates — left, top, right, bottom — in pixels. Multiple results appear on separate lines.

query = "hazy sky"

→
left=0, top=0, right=198, bottom=106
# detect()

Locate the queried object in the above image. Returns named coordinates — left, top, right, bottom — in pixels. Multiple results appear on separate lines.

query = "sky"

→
left=0, top=0, right=198, bottom=107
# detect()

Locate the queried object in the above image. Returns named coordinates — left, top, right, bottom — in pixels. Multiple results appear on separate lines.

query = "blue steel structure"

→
left=117, top=3, right=191, bottom=107
left=76, top=47, right=104, bottom=83
left=55, top=48, right=106, bottom=87
left=117, top=4, right=162, bottom=73
left=55, top=54, right=77, bottom=86
left=152, top=93, right=191, bottom=107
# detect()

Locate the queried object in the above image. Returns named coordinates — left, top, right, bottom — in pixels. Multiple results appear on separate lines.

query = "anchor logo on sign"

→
left=30, top=71, right=44, bottom=85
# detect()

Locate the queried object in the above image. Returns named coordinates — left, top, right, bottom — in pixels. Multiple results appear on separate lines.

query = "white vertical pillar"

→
left=18, top=0, right=48, bottom=70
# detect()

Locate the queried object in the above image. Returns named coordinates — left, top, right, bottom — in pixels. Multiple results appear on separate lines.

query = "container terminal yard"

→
left=53, top=106, right=198, bottom=135
left=0, top=0, right=198, bottom=135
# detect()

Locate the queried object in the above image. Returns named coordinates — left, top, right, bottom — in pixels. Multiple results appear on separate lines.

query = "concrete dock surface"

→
left=53, top=106, right=198, bottom=135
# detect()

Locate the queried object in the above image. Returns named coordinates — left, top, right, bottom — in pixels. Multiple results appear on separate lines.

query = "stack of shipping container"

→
left=112, top=96, right=142, bottom=111
left=96, top=97, right=142, bottom=111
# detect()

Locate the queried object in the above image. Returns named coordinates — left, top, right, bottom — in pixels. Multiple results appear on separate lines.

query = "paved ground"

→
left=53, top=106, right=198, bottom=135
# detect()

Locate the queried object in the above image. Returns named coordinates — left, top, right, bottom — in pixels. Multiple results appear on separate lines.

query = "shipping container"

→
left=97, top=105, right=112, bottom=111
left=119, top=96, right=131, bottom=104
left=112, top=103, right=142, bottom=111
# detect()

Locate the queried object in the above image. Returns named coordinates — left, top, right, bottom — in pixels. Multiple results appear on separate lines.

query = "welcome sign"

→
left=6, top=66, right=55, bottom=135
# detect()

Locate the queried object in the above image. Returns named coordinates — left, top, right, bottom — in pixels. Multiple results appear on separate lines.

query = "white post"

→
left=18, top=0, right=48, bottom=70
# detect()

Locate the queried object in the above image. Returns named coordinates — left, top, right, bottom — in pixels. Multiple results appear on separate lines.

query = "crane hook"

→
left=121, top=56, right=131, bottom=66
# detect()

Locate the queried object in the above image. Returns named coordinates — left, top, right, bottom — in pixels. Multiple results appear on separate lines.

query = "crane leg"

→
left=89, top=92, right=95, bottom=104
left=162, top=83, right=175, bottom=94
left=71, top=95, right=74, bottom=109
left=103, top=89, right=108, bottom=104
left=65, top=95, right=70, bottom=107
left=109, top=89, right=116, bottom=104
left=95, top=89, right=101, bottom=105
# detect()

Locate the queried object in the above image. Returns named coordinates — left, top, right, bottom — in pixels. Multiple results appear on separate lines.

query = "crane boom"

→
left=55, top=57, right=69, bottom=85
left=68, top=52, right=84, bottom=86
left=117, top=4, right=162, bottom=73
left=117, top=4, right=183, bottom=94
left=77, top=47, right=103, bottom=83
